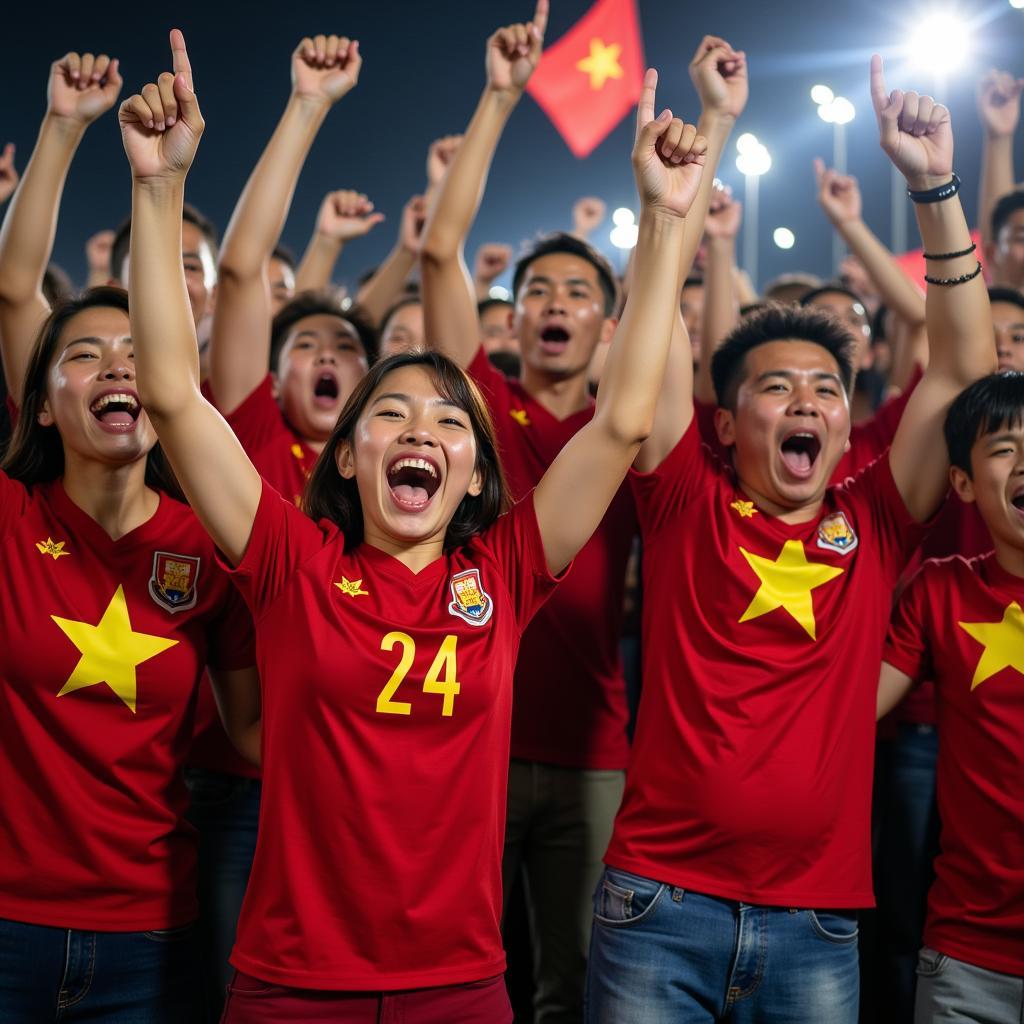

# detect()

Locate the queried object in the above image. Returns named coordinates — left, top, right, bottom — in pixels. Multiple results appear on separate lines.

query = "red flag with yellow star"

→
left=526, top=0, right=645, bottom=159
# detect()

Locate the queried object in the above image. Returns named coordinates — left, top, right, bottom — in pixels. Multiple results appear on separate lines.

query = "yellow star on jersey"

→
left=51, top=585, right=178, bottom=713
left=36, top=537, right=70, bottom=560
left=958, top=601, right=1024, bottom=690
left=576, top=38, right=624, bottom=91
left=730, top=500, right=758, bottom=519
left=739, top=540, right=844, bottom=640
left=509, top=408, right=531, bottom=427
left=335, top=576, right=369, bottom=598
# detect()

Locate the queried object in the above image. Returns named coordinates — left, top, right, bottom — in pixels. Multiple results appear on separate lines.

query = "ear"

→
left=335, top=439, right=356, bottom=480
left=714, top=406, right=736, bottom=447
left=599, top=317, right=617, bottom=345
left=467, top=464, right=484, bottom=498
left=37, top=397, right=55, bottom=428
left=949, top=464, right=976, bottom=504
left=505, top=308, right=515, bottom=334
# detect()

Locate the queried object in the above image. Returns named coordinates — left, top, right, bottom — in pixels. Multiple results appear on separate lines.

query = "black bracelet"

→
left=923, top=261, right=983, bottom=286
left=922, top=241, right=976, bottom=260
left=907, top=173, right=961, bottom=204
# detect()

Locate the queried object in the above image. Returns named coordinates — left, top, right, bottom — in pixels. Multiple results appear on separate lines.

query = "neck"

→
left=992, top=534, right=1024, bottom=579
left=519, top=364, right=592, bottom=420
left=736, top=477, right=826, bottom=525
left=361, top=523, right=446, bottom=573
left=305, top=437, right=326, bottom=455
left=61, top=453, right=159, bottom=540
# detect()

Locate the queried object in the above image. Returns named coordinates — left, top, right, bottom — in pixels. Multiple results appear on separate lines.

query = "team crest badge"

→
left=149, top=551, right=201, bottom=613
left=816, top=512, right=858, bottom=556
left=448, top=568, right=493, bottom=626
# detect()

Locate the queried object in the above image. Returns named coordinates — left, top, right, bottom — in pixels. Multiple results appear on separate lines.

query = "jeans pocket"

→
left=593, top=868, right=667, bottom=927
left=807, top=910, right=859, bottom=943
left=916, top=946, right=948, bottom=978
left=142, top=921, right=197, bottom=944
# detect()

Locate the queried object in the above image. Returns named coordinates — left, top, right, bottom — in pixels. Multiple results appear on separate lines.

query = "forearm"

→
left=294, top=230, right=343, bottom=292
left=838, top=218, right=925, bottom=326
left=695, top=236, right=738, bottom=404
left=356, top=242, right=416, bottom=324
left=979, top=133, right=1014, bottom=249
left=678, top=112, right=733, bottom=280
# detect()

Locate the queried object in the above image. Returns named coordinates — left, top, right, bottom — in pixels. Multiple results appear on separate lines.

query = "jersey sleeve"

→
left=884, top=563, right=935, bottom=683
left=0, top=466, right=30, bottom=542
left=476, top=491, right=565, bottom=631
left=221, top=477, right=331, bottom=620
left=466, top=346, right=511, bottom=414
left=222, top=374, right=288, bottom=457
left=629, top=416, right=718, bottom=540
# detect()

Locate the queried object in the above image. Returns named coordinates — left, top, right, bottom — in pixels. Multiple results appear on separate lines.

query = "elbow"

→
left=215, top=253, right=262, bottom=286
left=600, top=409, right=654, bottom=449
left=419, top=229, right=459, bottom=267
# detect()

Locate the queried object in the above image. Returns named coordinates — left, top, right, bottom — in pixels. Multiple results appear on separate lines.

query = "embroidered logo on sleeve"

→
left=816, top=511, right=859, bottom=555
left=36, top=537, right=71, bottom=560
left=448, top=568, right=494, bottom=626
left=148, top=552, right=201, bottom=613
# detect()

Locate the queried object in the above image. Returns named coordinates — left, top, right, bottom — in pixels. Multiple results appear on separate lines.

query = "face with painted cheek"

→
left=268, top=256, right=296, bottom=316
left=715, top=340, right=851, bottom=512
left=275, top=314, right=369, bottom=443
left=39, top=306, right=156, bottom=467
left=479, top=302, right=518, bottom=355
left=514, top=253, right=613, bottom=379
left=806, top=291, right=872, bottom=372
left=993, top=300, right=1024, bottom=373
left=952, top=422, right=1024, bottom=552
left=379, top=302, right=425, bottom=359
left=336, top=364, right=483, bottom=547
left=681, top=282, right=704, bottom=363
left=990, top=209, right=1024, bottom=290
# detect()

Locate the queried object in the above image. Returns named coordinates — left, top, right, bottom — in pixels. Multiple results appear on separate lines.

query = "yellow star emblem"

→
left=509, top=409, right=531, bottom=427
left=958, top=601, right=1024, bottom=690
left=739, top=540, right=844, bottom=640
left=730, top=500, right=758, bottom=519
left=36, top=537, right=70, bottom=560
left=335, top=576, right=369, bottom=598
left=576, top=38, right=624, bottom=91
left=51, top=585, right=178, bottom=713
left=291, top=443, right=305, bottom=460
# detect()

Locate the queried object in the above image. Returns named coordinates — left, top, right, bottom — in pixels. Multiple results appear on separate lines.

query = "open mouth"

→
left=1011, top=488, right=1024, bottom=513
left=313, top=371, right=340, bottom=407
left=539, top=325, right=570, bottom=353
left=89, top=391, right=141, bottom=433
left=386, top=455, right=441, bottom=511
left=779, top=431, right=822, bottom=478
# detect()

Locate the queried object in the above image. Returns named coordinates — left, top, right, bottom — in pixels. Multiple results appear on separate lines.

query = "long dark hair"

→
left=303, top=350, right=511, bottom=549
left=2, top=287, right=183, bottom=500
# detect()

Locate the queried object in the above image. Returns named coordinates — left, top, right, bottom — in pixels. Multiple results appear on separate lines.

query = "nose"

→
left=100, top=355, right=134, bottom=381
left=543, top=291, right=568, bottom=316
left=787, top=385, right=819, bottom=416
left=315, top=345, right=338, bottom=365
left=400, top=421, right=438, bottom=447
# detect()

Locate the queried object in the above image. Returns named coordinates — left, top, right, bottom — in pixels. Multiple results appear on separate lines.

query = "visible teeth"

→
left=90, top=392, right=138, bottom=413
left=389, top=457, right=437, bottom=478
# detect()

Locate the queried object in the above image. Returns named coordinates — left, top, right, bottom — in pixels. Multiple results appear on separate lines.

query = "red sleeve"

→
left=884, top=563, right=935, bottom=683
left=847, top=365, right=923, bottom=470
left=222, top=375, right=290, bottom=457
left=693, top=398, right=730, bottom=462
left=467, top=347, right=515, bottom=422
left=475, top=491, right=566, bottom=632
left=204, top=568, right=258, bottom=671
left=628, top=417, right=718, bottom=540
left=221, top=478, right=332, bottom=620
left=0, top=467, right=30, bottom=542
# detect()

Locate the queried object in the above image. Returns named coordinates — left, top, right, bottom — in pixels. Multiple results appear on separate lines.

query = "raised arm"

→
left=637, top=36, right=747, bottom=471
left=472, top=243, right=512, bottom=302
left=420, top=1, right=547, bottom=368
left=0, top=52, right=121, bottom=403
left=210, top=34, right=361, bottom=415
left=871, top=55, right=997, bottom=522
left=976, top=69, right=1022, bottom=253
left=535, top=71, right=705, bottom=573
left=294, top=189, right=383, bottom=293
left=571, top=196, right=606, bottom=241
left=123, top=31, right=261, bottom=565
left=0, top=144, right=18, bottom=206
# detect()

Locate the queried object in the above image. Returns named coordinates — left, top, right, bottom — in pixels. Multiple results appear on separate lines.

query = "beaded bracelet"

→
left=907, top=173, right=961, bottom=204
left=923, top=261, right=983, bottom=287
left=922, top=242, right=976, bottom=261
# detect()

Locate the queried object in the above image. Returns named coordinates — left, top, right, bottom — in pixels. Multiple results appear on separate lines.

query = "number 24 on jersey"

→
left=376, top=632, right=460, bottom=718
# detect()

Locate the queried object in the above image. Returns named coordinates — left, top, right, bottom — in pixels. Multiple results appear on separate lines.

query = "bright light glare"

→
left=610, top=223, right=639, bottom=250
left=736, top=143, right=772, bottom=177
left=612, top=207, right=635, bottom=227
left=1010, top=0, right=1024, bottom=8
left=773, top=227, right=796, bottom=249
left=830, top=97, right=856, bottom=124
left=810, top=84, right=834, bottom=105
left=489, top=285, right=510, bottom=301
left=736, top=132, right=760, bottom=155
left=818, top=103, right=836, bottom=124
left=908, top=13, right=971, bottom=73
left=341, top=296, right=353, bottom=310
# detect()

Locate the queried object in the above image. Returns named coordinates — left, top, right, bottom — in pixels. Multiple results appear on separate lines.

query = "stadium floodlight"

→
left=907, top=12, right=971, bottom=73
left=773, top=227, right=796, bottom=250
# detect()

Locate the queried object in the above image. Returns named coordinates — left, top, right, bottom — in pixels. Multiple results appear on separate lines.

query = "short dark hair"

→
left=512, top=232, right=618, bottom=316
left=710, top=304, right=855, bottom=410
left=799, top=283, right=868, bottom=311
left=477, top=297, right=514, bottom=318
left=303, top=350, right=511, bottom=549
left=1, top=287, right=181, bottom=498
left=988, top=285, right=1024, bottom=316
left=991, top=191, right=1024, bottom=242
left=109, top=202, right=219, bottom=283
left=945, top=371, right=1024, bottom=474
left=270, top=291, right=379, bottom=369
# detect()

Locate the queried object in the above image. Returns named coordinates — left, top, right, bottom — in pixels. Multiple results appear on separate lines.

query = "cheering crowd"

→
left=0, top=4, right=1021, bottom=1022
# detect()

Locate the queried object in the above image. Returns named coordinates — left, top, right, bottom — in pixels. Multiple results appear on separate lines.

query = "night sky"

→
left=4, top=0, right=1023, bottom=291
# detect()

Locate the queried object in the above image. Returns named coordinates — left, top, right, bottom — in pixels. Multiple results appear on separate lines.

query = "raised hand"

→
left=977, top=69, right=1024, bottom=139
left=632, top=69, right=707, bottom=219
left=399, top=194, right=429, bottom=254
left=689, top=35, right=748, bottom=120
left=486, top=0, right=548, bottom=94
left=813, top=158, right=862, bottom=224
left=474, top=243, right=512, bottom=283
left=427, top=135, right=464, bottom=188
left=0, top=143, right=18, bottom=203
left=703, top=183, right=742, bottom=239
left=85, top=229, right=115, bottom=273
left=870, top=54, right=952, bottom=190
left=316, top=190, right=384, bottom=241
left=292, top=35, right=362, bottom=106
left=47, top=51, right=122, bottom=126
left=119, top=29, right=203, bottom=183
left=572, top=197, right=606, bottom=238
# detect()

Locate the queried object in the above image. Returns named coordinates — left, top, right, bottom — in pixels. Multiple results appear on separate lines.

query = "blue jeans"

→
left=585, top=868, right=860, bottom=1023
left=915, top=947, right=1024, bottom=1023
left=0, top=917, right=199, bottom=1022
left=185, top=768, right=261, bottom=1023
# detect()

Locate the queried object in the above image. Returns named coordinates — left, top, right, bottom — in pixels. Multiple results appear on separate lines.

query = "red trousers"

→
left=220, top=970, right=512, bottom=1023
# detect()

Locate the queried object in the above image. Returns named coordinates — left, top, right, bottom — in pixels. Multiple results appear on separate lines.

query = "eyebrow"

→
left=526, top=275, right=594, bottom=289
left=62, top=335, right=131, bottom=352
left=371, top=392, right=463, bottom=410
left=754, top=369, right=843, bottom=386
left=984, top=432, right=1022, bottom=446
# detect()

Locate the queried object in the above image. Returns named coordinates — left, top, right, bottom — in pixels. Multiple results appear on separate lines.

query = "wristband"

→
left=923, top=261, right=983, bottom=287
left=907, top=173, right=960, bottom=204
left=922, top=242, right=976, bottom=261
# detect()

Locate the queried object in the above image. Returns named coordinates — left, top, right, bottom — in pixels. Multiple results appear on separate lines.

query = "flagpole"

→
left=743, top=172, right=759, bottom=291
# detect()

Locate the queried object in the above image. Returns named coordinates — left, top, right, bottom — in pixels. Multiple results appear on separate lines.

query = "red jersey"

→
left=468, top=350, right=635, bottom=769
left=884, top=554, right=1024, bottom=975
left=226, top=482, right=560, bottom=990
left=605, top=422, right=923, bottom=907
left=0, top=473, right=254, bottom=931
